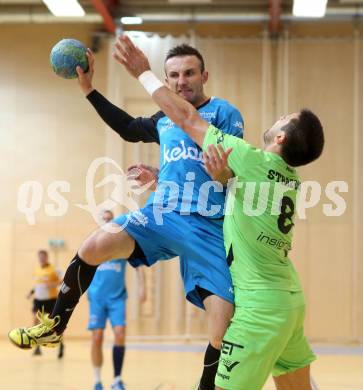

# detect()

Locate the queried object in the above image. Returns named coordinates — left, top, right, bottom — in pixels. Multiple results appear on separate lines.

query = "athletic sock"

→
left=93, top=366, right=102, bottom=384
left=113, top=376, right=121, bottom=386
left=113, top=345, right=125, bottom=378
left=199, top=343, right=221, bottom=390
left=311, top=375, right=319, bottom=390
left=50, top=253, right=98, bottom=334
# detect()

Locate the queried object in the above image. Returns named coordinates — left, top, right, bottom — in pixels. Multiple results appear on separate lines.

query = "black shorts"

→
left=32, top=298, right=57, bottom=314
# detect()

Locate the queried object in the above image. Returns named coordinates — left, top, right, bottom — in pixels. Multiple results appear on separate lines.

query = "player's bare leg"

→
left=204, top=295, right=233, bottom=349
left=273, top=365, right=312, bottom=390
left=91, top=329, right=104, bottom=389
left=199, top=295, right=234, bottom=390
left=79, top=223, right=135, bottom=265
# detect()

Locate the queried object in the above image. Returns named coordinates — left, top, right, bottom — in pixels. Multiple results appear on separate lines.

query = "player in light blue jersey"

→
left=88, top=210, right=146, bottom=390
left=9, top=40, right=243, bottom=390
left=147, top=95, right=243, bottom=218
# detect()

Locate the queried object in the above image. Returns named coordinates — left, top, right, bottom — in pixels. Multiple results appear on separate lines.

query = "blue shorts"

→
left=114, top=205, right=234, bottom=309
left=88, top=297, right=126, bottom=330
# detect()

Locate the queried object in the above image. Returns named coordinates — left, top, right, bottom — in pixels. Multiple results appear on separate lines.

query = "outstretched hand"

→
left=113, top=34, right=151, bottom=78
left=76, top=48, right=95, bottom=96
left=127, top=163, right=158, bottom=191
left=203, top=144, right=233, bottom=185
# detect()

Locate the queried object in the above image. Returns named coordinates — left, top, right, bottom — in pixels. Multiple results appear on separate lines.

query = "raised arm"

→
left=113, top=34, right=209, bottom=148
left=86, top=90, right=161, bottom=144
left=76, top=48, right=160, bottom=144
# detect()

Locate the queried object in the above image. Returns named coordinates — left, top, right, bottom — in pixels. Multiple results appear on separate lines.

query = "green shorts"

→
left=215, top=289, right=316, bottom=390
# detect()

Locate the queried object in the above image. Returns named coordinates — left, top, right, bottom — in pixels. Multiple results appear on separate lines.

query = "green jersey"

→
left=203, top=125, right=302, bottom=292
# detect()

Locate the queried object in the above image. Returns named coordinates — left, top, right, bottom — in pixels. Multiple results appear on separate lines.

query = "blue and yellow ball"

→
left=50, top=38, right=88, bottom=79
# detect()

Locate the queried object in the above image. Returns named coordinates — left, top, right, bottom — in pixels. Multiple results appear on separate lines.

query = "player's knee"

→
left=114, top=327, right=126, bottom=345
left=209, top=333, right=223, bottom=350
left=92, top=331, right=104, bottom=347
left=208, top=322, right=227, bottom=349
left=79, top=237, right=99, bottom=266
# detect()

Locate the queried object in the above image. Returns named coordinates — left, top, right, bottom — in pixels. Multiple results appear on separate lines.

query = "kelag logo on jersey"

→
left=163, top=141, right=203, bottom=164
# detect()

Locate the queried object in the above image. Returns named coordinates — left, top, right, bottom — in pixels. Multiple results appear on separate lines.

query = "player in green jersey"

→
left=115, top=35, right=324, bottom=390
left=202, top=121, right=322, bottom=390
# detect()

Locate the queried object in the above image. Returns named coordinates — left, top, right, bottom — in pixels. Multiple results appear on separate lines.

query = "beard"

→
left=263, top=129, right=270, bottom=144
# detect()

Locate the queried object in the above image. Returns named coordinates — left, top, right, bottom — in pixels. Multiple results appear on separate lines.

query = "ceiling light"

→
left=43, top=0, right=85, bottom=17
left=121, top=16, right=143, bottom=25
left=293, top=0, right=327, bottom=18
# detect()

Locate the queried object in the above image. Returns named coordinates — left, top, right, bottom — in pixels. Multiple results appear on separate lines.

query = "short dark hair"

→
left=165, top=44, right=205, bottom=72
left=103, top=209, right=114, bottom=218
left=280, top=109, right=324, bottom=167
left=38, top=250, right=48, bottom=256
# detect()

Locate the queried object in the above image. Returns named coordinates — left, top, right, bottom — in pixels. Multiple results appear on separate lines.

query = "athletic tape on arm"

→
left=138, top=71, right=164, bottom=96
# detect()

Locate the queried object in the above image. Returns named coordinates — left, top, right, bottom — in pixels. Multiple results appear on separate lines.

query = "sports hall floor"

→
left=1, top=341, right=362, bottom=390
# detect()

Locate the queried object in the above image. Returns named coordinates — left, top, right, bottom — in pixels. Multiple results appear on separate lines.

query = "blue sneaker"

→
left=111, top=380, right=125, bottom=390
left=94, top=383, right=103, bottom=390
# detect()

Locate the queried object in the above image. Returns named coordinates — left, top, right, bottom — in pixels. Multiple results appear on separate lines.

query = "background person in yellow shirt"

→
left=27, top=249, right=64, bottom=357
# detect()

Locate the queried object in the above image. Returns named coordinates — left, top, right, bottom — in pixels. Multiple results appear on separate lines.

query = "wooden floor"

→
left=0, top=340, right=362, bottom=390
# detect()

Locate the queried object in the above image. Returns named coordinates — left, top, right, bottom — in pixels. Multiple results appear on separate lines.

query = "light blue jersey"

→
left=149, top=97, right=244, bottom=218
left=89, top=90, right=244, bottom=309
left=88, top=259, right=127, bottom=301
left=114, top=97, right=244, bottom=309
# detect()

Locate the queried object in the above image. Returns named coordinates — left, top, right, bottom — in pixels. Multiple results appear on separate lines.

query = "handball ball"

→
left=50, top=38, right=88, bottom=79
